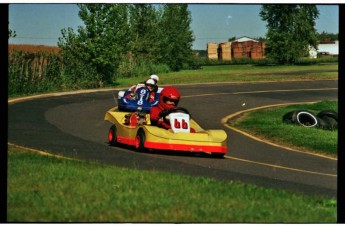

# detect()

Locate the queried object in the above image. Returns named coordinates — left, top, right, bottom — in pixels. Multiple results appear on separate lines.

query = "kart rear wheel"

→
left=108, top=125, right=118, bottom=146
left=135, top=129, right=146, bottom=152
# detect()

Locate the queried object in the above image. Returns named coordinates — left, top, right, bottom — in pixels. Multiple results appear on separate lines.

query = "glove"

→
left=159, top=109, right=170, bottom=118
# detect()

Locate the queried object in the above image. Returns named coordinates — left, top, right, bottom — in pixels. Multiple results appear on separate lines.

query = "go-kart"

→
left=104, top=106, right=228, bottom=158
left=117, top=87, right=163, bottom=112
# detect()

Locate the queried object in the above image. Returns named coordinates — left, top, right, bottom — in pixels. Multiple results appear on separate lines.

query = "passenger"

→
left=127, top=74, right=159, bottom=98
left=150, top=86, right=180, bottom=130
left=144, top=78, right=157, bottom=102
left=150, top=74, right=159, bottom=83
left=149, top=74, right=159, bottom=92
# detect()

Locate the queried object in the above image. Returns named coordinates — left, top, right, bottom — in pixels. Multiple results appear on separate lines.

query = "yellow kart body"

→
left=104, top=107, right=228, bottom=157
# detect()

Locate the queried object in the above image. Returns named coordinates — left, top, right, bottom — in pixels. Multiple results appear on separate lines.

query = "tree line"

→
left=228, top=32, right=338, bottom=43
left=58, top=4, right=195, bottom=85
left=58, top=4, right=335, bottom=85
left=9, top=4, right=338, bottom=96
left=228, top=5, right=337, bottom=64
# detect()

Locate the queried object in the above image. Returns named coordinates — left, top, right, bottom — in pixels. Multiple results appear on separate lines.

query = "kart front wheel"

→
left=108, top=125, right=118, bottom=146
left=135, top=129, right=146, bottom=152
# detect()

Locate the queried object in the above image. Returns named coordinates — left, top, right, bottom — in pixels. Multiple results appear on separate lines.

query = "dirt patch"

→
left=227, top=112, right=251, bottom=126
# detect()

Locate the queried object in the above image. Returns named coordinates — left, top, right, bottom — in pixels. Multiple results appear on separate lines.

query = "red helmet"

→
left=159, top=86, right=180, bottom=109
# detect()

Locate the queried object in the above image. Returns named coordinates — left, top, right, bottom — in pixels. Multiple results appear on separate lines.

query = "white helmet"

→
left=145, top=78, right=155, bottom=86
left=150, top=74, right=159, bottom=82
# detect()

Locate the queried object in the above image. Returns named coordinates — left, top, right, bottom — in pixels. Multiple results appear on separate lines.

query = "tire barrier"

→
left=317, top=110, right=338, bottom=130
left=282, top=110, right=338, bottom=130
left=283, top=110, right=320, bottom=128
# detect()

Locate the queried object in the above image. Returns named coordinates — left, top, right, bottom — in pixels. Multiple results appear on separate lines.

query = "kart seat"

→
left=124, top=112, right=150, bottom=126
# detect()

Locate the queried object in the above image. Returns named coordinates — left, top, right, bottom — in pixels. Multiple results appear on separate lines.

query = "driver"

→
left=150, top=86, right=180, bottom=130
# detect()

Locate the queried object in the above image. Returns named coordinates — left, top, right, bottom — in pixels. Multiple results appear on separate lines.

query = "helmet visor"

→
left=163, top=96, right=179, bottom=106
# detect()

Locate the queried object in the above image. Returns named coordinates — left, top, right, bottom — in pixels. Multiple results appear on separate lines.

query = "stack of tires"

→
left=282, top=110, right=338, bottom=130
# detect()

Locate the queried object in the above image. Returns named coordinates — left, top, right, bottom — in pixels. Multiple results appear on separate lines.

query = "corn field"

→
left=8, top=45, right=102, bottom=96
left=8, top=45, right=62, bottom=95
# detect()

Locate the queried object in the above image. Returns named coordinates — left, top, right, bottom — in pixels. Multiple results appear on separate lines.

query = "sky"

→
left=8, top=4, right=339, bottom=50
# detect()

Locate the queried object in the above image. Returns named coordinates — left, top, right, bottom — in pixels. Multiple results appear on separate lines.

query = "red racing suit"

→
left=150, top=105, right=172, bottom=129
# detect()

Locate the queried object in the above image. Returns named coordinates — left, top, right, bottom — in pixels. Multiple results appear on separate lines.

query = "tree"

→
left=58, top=4, right=131, bottom=83
left=228, top=36, right=237, bottom=42
left=128, top=4, right=161, bottom=62
left=8, top=29, right=16, bottom=39
left=260, top=5, right=319, bottom=64
left=317, top=31, right=338, bottom=41
left=159, top=4, right=195, bottom=70
left=58, top=3, right=195, bottom=83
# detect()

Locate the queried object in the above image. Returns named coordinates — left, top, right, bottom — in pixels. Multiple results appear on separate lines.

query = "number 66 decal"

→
left=169, top=113, right=190, bottom=133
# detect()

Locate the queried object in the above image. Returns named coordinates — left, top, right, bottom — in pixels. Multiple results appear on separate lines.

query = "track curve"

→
left=8, top=80, right=338, bottom=198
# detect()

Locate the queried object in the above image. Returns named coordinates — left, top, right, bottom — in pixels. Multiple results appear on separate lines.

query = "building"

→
left=206, top=43, right=219, bottom=60
left=207, top=36, right=266, bottom=61
left=309, top=40, right=339, bottom=58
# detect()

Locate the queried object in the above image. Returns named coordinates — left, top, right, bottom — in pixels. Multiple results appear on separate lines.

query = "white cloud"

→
left=226, top=15, right=232, bottom=25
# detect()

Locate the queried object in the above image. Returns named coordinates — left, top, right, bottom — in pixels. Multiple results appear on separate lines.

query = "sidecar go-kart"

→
left=117, top=87, right=163, bottom=112
left=104, top=106, right=228, bottom=158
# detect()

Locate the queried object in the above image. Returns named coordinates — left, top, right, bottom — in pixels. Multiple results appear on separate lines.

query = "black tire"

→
left=318, top=116, right=338, bottom=130
left=135, top=129, right=146, bottom=152
left=317, top=110, right=338, bottom=130
left=317, top=110, right=338, bottom=121
left=282, top=110, right=320, bottom=128
left=108, top=125, right=118, bottom=146
left=282, top=110, right=297, bottom=124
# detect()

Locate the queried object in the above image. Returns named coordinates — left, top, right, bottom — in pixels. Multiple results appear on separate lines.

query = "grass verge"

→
left=7, top=145, right=336, bottom=223
left=8, top=64, right=338, bottom=99
left=114, top=64, right=338, bottom=88
left=228, top=100, right=338, bottom=157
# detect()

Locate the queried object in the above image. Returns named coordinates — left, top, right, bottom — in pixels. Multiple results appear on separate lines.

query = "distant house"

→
left=309, top=40, right=339, bottom=58
left=207, top=36, right=265, bottom=61
left=231, top=36, right=265, bottom=59
left=233, top=36, right=259, bottom=43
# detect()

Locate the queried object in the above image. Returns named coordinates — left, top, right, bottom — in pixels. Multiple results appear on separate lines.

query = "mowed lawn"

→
left=115, top=64, right=338, bottom=87
left=8, top=146, right=337, bottom=222
left=7, top=63, right=338, bottom=222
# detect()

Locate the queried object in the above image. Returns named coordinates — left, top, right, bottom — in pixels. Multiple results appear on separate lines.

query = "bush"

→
left=61, top=58, right=103, bottom=90
left=115, top=55, right=171, bottom=80
left=294, top=58, right=318, bottom=65
left=294, top=57, right=338, bottom=65
left=253, top=58, right=277, bottom=66
left=230, top=57, right=253, bottom=65
left=192, top=55, right=337, bottom=67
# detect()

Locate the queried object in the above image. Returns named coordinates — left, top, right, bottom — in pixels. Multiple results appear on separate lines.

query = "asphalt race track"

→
left=8, top=80, right=338, bottom=198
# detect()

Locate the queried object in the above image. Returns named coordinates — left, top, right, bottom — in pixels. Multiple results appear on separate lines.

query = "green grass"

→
left=229, top=100, right=338, bottom=157
left=7, top=146, right=336, bottom=222
left=8, top=64, right=338, bottom=222
left=8, top=63, right=338, bottom=98
left=114, top=64, right=338, bottom=88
